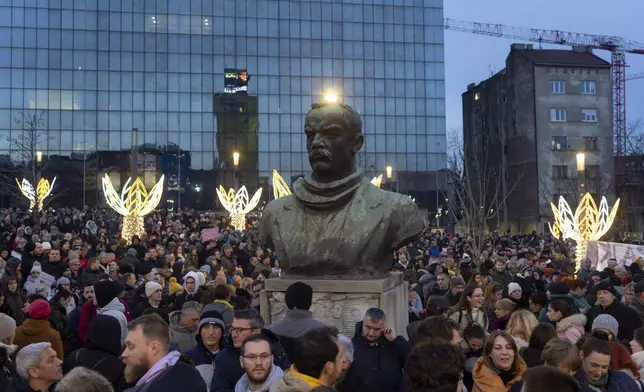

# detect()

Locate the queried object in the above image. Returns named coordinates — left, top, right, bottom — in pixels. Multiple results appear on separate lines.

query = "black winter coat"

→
left=586, top=299, right=642, bottom=341
left=0, top=344, right=17, bottom=391
left=210, top=329, right=290, bottom=392
left=63, top=315, right=125, bottom=391
left=338, top=322, right=410, bottom=392
left=6, top=379, right=55, bottom=392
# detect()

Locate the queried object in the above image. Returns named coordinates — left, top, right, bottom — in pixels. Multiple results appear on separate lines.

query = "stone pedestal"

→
left=260, top=274, right=409, bottom=338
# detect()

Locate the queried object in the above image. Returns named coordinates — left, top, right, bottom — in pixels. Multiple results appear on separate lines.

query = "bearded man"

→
left=260, top=102, right=425, bottom=279
left=120, top=314, right=206, bottom=392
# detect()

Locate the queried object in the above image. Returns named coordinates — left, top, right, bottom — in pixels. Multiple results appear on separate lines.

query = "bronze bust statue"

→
left=259, top=102, right=425, bottom=279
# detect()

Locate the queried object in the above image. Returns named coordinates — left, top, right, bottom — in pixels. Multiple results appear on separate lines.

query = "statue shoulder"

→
left=263, top=195, right=298, bottom=216
left=364, top=185, right=419, bottom=211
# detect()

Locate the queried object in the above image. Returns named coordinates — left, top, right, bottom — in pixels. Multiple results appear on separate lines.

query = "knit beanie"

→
left=285, top=281, right=313, bottom=310
left=197, top=310, right=226, bottom=332
left=508, top=282, right=522, bottom=295
left=449, top=277, right=466, bottom=290
left=594, top=280, right=618, bottom=297
left=28, top=299, right=51, bottom=320
left=56, top=277, right=71, bottom=286
left=145, top=281, right=163, bottom=298
left=168, top=277, right=183, bottom=296
left=494, top=298, right=517, bottom=312
left=0, top=313, right=16, bottom=343
left=591, top=314, right=619, bottom=338
left=30, top=261, right=42, bottom=274
left=94, top=280, right=121, bottom=308
left=41, top=241, right=51, bottom=250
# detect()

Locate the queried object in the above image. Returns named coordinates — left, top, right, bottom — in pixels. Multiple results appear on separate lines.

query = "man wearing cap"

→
left=185, top=310, right=227, bottom=387
left=586, top=280, right=641, bottom=341
left=629, top=280, right=644, bottom=327
left=14, top=299, right=64, bottom=360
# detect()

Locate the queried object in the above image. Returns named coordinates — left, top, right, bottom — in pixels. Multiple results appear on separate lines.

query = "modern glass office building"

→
left=0, top=0, right=446, bottom=212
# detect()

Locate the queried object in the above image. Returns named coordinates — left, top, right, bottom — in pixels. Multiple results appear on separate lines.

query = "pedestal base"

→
left=260, top=274, right=409, bottom=338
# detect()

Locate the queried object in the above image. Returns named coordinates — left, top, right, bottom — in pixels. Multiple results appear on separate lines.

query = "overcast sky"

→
left=443, top=0, right=644, bottom=134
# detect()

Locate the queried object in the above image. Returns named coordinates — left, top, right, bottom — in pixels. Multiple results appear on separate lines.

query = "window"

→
left=549, top=80, right=565, bottom=94
left=582, top=80, right=596, bottom=95
left=551, top=136, right=567, bottom=151
left=582, top=109, right=597, bottom=122
left=550, top=108, right=567, bottom=122
left=583, top=136, right=599, bottom=151
left=553, top=165, right=568, bottom=179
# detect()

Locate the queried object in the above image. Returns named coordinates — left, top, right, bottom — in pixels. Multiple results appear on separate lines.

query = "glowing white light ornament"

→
left=549, top=193, right=620, bottom=269
left=16, top=177, right=56, bottom=212
left=216, top=185, right=262, bottom=230
left=272, top=170, right=292, bottom=199
left=102, top=174, right=165, bottom=243
left=371, top=175, right=383, bottom=188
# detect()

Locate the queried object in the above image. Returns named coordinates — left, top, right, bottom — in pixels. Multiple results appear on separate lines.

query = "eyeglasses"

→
left=242, top=354, right=272, bottom=361
left=230, top=327, right=254, bottom=334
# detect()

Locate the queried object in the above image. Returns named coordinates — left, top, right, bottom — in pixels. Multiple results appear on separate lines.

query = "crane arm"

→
left=444, top=18, right=644, bottom=54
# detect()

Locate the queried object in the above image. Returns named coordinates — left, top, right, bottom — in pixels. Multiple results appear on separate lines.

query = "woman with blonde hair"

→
left=472, top=331, right=526, bottom=392
left=506, top=310, right=539, bottom=349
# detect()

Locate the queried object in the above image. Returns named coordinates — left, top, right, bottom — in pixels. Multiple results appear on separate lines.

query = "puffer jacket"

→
left=556, top=313, right=587, bottom=344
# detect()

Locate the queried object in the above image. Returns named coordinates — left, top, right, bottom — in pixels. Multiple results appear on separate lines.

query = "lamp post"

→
left=82, top=143, right=95, bottom=208
left=576, top=152, right=586, bottom=198
left=233, top=151, right=240, bottom=190
left=385, top=165, right=393, bottom=191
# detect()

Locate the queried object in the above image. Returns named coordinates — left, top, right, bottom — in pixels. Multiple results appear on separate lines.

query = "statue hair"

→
left=308, top=102, right=363, bottom=136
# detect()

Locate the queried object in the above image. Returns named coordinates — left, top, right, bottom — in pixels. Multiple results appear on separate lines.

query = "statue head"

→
left=304, top=103, right=364, bottom=182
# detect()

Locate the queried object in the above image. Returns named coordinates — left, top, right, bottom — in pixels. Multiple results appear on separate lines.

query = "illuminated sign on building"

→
left=224, top=68, right=249, bottom=93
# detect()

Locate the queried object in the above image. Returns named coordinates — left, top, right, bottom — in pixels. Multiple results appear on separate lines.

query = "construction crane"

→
left=444, top=18, right=644, bottom=163
left=627, top=72, right=644, bottom=81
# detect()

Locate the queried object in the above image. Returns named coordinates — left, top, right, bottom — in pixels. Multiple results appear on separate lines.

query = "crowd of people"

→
left=0, top=206, right=643, bottom=392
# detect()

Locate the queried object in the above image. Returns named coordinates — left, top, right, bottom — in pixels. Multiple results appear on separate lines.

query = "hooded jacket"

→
left=14, top=319, right=64, bottom=360
left=338, top=321, right=410, bottom=392
left=556, top=313, right=587, bottom=344
left=168, top=310, right=198, bottom=353
left=98, top=297, right=128, bottom=346
left=471, top=357, right=526, bottom=392
left=173, top=272, right=203, bottom=311
left=185, top=329, right=225, bottom=387
left=235, top=364, right=284, bottom=392
left=211, top=329, right=291, bottom=392
left=63, top=314, right=125, bottom=392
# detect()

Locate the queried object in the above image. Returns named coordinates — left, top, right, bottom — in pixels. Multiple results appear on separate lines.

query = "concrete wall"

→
left=533, top=65, right=614, bottom=232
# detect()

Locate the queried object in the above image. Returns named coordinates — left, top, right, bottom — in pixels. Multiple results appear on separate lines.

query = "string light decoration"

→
left=272, top=170, right=292, bottom=199
left=16, top=177, right=56, bottom=212
left=371, top=175, right=383, bottom=188
left=102, top=174, right=165, bottom=242
left=549, top=193, right=620, bottom=265
left=216, top=185, right=262, bottom=230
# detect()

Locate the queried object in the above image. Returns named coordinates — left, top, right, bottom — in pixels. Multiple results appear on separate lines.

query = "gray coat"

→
left=266, top=309, right=327, bottom=338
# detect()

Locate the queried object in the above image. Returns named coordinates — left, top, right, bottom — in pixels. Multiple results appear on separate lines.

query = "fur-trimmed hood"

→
left=556, top=313, right=587, bottom=333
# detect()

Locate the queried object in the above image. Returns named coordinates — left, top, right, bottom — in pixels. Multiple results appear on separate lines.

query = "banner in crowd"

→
left=587, top=240, right=644, bottom=271
left=201, top=227, right=219, bottom=242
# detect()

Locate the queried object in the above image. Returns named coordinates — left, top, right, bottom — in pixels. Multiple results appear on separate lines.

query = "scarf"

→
left=135, top=351, right=181, bottom=387
left=292, top=170, right=363, bottom=210
left=587, top=372, right=609, bottom=391
left=288, top=365, right=325, bottom=389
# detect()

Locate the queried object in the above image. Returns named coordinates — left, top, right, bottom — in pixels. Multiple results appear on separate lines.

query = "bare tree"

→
left=625, top=118, right=644, bottom=156
left=0, top=110, right=53, bottom=211
left=444, top=129, right=524, bottom=258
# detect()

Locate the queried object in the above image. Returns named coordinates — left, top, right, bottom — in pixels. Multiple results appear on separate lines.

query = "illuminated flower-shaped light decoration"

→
left=16, top=177, right=56, bottom=212
left=216, top=185, right=262, bottom=231
left=272, top=170, right=292, bottom=199
left=102, top=174, right=165, bottom=243
left=371, top=175, right=383, bottom=188
left=549, top=193, right=620, bottom=267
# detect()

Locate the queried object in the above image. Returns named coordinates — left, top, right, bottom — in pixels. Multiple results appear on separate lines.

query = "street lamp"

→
left=385, top=165, right=392, bottom=180
left=576, top=152, right=586, bottom=197
left=233, top=151, right=240, bottom=190
left=36, top=151, right=42, bottom=163
left=323, top=91, right=338, bottom=103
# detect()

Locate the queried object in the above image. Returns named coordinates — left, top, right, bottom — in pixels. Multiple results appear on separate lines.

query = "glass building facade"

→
left=0, top=0, right=446, bottom=211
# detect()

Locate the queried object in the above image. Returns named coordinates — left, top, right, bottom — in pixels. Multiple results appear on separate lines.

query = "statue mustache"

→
left=310, top=149, right=331, bottom=160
